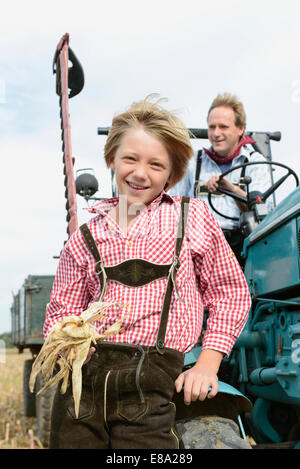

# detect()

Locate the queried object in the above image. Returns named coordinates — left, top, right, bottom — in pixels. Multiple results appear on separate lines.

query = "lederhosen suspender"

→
left=79, top=196, right=190, bottom=355
left=194, top=150, right=202, bottom=197
left=155, top=196, right=189, bottom=354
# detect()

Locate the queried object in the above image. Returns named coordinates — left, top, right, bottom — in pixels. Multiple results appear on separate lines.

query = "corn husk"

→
left=29, top=300, right=127, bottom=418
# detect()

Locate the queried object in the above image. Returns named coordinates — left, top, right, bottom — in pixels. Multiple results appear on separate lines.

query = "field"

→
left=0, top=348, right=42, bottom=449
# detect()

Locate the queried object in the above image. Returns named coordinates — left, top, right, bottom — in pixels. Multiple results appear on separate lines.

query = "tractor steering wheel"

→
left=207, top=161, right=299, bottom=221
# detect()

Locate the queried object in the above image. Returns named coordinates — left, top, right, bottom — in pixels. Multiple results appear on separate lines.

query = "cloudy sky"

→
left=1, top=0, right=300, bottom=334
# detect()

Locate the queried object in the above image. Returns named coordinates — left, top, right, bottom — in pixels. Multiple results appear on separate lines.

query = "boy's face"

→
left=110, top=127, right=172, bottom=209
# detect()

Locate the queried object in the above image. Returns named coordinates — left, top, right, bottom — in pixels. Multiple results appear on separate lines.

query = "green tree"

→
left=0, top=332, right=13, bottom=348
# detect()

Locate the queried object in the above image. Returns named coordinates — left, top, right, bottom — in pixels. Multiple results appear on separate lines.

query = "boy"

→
left=45, top=96, right=251, bottom=449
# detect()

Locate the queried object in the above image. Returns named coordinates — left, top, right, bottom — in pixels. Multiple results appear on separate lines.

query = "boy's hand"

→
left=174, top=349, right=224, bottom=405
left=59, top=346, right=96, bottom=365
left=83, top=346, right=96, bottom=365
left=174, top=363, right=218, bottom=404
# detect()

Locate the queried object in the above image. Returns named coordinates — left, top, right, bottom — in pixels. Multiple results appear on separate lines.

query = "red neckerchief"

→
left=204, top=135, right=256, bottom=164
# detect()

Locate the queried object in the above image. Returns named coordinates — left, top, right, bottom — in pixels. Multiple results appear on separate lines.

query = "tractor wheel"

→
left=176, top=416, right=252, bottom=449
left=23, top=359, right=36, bottom=417
left=35, top=373, right=57, bottom=448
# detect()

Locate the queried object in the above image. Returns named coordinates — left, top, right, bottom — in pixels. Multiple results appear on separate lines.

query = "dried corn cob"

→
left=29, top=300, right=126, bottom=418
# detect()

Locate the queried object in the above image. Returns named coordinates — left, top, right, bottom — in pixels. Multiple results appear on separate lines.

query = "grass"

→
left=0, top=348, right=43, bottom=449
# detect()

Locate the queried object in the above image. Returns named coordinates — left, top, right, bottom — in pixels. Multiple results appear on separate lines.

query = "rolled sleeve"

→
left=190, top=200, right=251, bottom=356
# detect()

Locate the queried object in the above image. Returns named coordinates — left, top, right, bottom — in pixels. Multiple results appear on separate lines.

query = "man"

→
left=169, top=93, right=273, bottom=264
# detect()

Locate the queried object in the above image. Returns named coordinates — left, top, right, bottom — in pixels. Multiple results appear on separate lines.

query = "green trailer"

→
left=11, top=275, right=54, bottom=354
left=11, top=274, right=55, bottom=447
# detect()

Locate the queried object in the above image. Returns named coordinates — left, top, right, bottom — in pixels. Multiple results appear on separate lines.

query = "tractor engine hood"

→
left=243, top=186, right=300, bottom=298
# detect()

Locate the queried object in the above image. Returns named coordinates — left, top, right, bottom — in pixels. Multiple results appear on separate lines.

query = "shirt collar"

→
left=85, top=190, right=174, bottom=215
left=204, top=142, right=254, bottom=163
left=203, top=135, right=255, bottom=164
left=151, top=190, right=174, bottom=207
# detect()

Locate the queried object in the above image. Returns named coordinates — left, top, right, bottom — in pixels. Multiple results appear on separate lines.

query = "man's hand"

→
left=203, top=174, right=247, bottom=211
left=203, top=174, right=237, bottom=193
left=174, top=349, right=224, bottom=405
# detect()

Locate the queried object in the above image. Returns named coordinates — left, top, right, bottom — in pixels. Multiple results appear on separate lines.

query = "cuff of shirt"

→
left=43, top=311, right=74, bottom=339
left=43, top=321, right=58, bottom=339
left=201, top=332, right=236, bottom=357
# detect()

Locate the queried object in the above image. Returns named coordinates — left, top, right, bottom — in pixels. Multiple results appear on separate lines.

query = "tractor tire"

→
left=23, top=359, right=36, bottom=417
left=176, top=416, right=252, bottom=449
left=35, top=373, right=57, bottom=448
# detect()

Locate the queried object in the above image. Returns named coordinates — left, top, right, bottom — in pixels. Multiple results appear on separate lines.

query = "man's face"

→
left=207, top=106, right=244, bottom=157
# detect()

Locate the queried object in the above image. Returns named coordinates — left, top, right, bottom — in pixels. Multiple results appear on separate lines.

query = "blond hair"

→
left=104, top=95, right=194, bottom=189
left=207, top=92, right=246, bottom=128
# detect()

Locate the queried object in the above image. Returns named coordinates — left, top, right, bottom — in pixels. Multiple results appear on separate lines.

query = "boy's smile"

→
left=125, top=180, right=150, bottom=192
left=110, top=127, right=172, bottom=216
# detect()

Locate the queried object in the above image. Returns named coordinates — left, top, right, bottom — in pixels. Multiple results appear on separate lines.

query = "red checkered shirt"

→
left=44, top=192, right=251, bottom=356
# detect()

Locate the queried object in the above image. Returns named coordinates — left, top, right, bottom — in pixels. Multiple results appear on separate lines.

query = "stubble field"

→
left=0, top=348, right=42, bottom=449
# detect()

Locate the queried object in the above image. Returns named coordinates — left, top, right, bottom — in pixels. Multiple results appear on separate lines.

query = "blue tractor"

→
left=223, top=161, right=300, bottom=447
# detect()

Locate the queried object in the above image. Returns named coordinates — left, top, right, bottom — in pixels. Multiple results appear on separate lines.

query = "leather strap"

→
left=194, top=150, right=202, bottom=197
left=80, top=224, right=102, bottom=272
left=155, top=196, right=189, bottom=353
left=104, top=259, right=172, bottom=287
left=80, top=223, right=108, bottom=301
